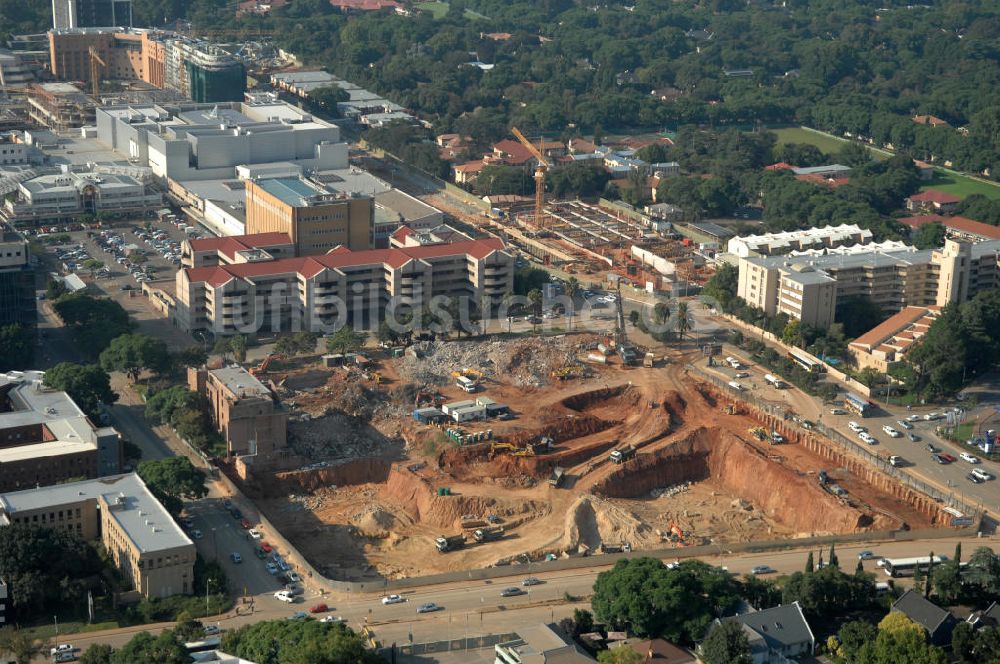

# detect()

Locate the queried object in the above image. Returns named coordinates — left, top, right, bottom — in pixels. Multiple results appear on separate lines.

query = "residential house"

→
left=650, top=88, right=685, bottom=103
left=891, top=589, right=958, bottom=646
left=913, top=115, right=950, bottom=128
left=967, top=601, right=1000, bottom=629
left=708, top=602, right=815, bottom=664
left=906, top=189, right=961, bottom=214
left=453, top=160, right=487, bottom=185
left=619, top=638, right=695, bottom=663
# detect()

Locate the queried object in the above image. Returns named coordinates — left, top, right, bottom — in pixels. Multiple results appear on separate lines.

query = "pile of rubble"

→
left=650, top=482, right=692, bottom=499
left=289, top=410, right=404, bottom=461
left=397, top=337, right=586, bottom=388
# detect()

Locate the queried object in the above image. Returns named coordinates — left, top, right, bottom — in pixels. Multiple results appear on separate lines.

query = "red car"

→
left=940, top=453, right=957, bottom=463
left=240, top=518, right=251, bottom=529
left=310, top=603, right=329, bottom=614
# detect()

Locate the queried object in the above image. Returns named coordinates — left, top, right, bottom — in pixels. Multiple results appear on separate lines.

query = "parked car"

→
left=896, top=420, right=913, bottom=430
left=230, top=552, right=242, bottom=564
left=240, top=518, right=251, bottom=529
left=248, top=528, right=262, bottom=539
left=274, top=590, right=294, bottom=603
left=967, top=473, right=985, bottom=484
left=310, top=603, right=329, bottom=614
left=908, top=433, right=921, bottom=442
left=960, top=452, right=981, bottom=464
left=925, top=443, right=939, bottom=453
left=266, top=562, right=278, bottom=575
left=320, top=615, right=345, bottom=624
left=50, top=645, right=75, bottom=657
left=288, top=611, right=308, bottom=621
left=191, top=529, right=203, bottom=539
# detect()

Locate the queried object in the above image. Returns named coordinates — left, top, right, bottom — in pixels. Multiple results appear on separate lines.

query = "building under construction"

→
left=25, top=82, right=94, bottom=131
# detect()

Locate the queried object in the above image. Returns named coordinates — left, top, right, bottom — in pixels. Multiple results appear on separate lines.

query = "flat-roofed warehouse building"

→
left=0, top=370, right=121, bottom=492
left=0, top=473, right=195, bottom=598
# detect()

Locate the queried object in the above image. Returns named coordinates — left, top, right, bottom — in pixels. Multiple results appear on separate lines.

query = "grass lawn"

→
left=920, top=172, right=1000, bottom=200
left=770, top=126, right=889, bottom=160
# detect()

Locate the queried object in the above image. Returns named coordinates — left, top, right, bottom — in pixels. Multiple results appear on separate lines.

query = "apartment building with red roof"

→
left=174, top=235, right=513, bottom=336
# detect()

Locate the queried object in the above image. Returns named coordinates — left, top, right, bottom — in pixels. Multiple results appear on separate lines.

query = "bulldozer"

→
left=748, top=426, right=768, bottom=441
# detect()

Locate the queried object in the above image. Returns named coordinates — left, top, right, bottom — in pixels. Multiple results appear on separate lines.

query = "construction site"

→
left=231, top=325, right=956, bottom=582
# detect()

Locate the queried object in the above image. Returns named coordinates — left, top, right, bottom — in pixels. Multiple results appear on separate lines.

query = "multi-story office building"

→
left=173, top=236, right=514, bottom=336
left=5, top=169, right=162, bottom=224
left=25, top=82, right=94, bottom=131
left=0, top=473, right=194, bottom=598
left=0, top=370, right=121, bottom=492
left=51, top=0, right=133, bottom=30
left=737, top=238, right=1000, bottom=327
left=188, top=366, right=288, bottom=457
left=48, top=28, right=243, bottom=102
left=245, top=177, right=373, bottom=254
left=181, top=231, right=295, bottom=269
left=96, top=101, right=347, bottom=182
left=0, top=231, right=35, bottom=331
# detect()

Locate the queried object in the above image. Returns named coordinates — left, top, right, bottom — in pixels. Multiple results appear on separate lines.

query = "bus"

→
left=788, top=350, right=822, bottom=373
left=764, top=374, right=785, bottom=389
left=881, top=555, right=948, bottom=578
left=845, top=392, right=872, bottom=418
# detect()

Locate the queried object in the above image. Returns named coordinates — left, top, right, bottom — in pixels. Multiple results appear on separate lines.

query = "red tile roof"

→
left=908, top=189, right=961, bottom=205
left=184, top=239, right=507, bottom=285
left=492, top=140, right=535, bottom=165
left=391, top=225, right=413, bottom=241
left=943, top=215, right=1000, bottom=240
left=765, top=162, right=795, bottom=171
left=189, top=232, right=292, bottom=259
left=454, top=160, right=487, bottom=174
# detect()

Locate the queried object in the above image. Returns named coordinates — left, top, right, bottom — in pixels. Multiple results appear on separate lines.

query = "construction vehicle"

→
left=817, top=470, right=829, bottom=485
left=643, top=352, right=656, bottom=368
left=435, top=534, right=465, bottom=553
left=600, top=542, right=632, bottom=554
left=549, top=466, right=566, bottom=488
left=450, top=368, right=484, bottom=382
left=511, top=126, right=552, bottom=228
left=250, top=353, right=284, bottom=377
left=473, top=527, right=505, bottom=543
left=748, top=427, right=768, bottom=441
left=460, top=516, right=489, bottom=530
left=88, top=46, right=106, bottom=97
left=609, top=445, right=637, bottom=464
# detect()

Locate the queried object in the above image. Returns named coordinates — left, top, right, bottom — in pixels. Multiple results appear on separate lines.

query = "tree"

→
left=0, top=524, right=103, bottom=623
left=229, top=335, right=248, bottom=363
left=100, top=333, right=170, bottom=383
left=274, top=331, right=317, bottom=356
left=782, top=567, right=874, bottom=620
left=700, top=621, right=751, bottom=664
left=702, top=263, right=738, bottom=312
left=653, top=302, right=671, bottom=329
left=675, top=301, right=692, bottom=340
left=145, top=385, right=202, bottom=425
left=110, top=631, right=189, bottom=664
left=782, top=320, right=803, bottom=347
left=174, top=345, right=208, bottom=369
left=838, top=620, right=878, bottom=662
left=741, top=575, right=780, bottom=610
left=221, top=618, right=381, bottom=664
left=46, top=278, right=68, bottom=301
left=829, top=542, right=839, bottom=569
left=627, top=310, right=640, bottom=327
left=805, top=552, right=814, bottom=573
left=964, top=546, right=1000, bottom=600
left=0, top=324, right=35, bottom=372
left=308, top=85, right=349, bottom=117
left=592, top=558, right=740, bottom=644
left=836, top=296, right=886, bottom=339
left=912, top=221, right=946, bottom=249
left=52, top=294, right=133, bottom=356
left=137, top=457, right=207, bottom=515
left=127, top=253, right=147, bottom=265
left=513, top=267, right=549, bottom=296
left=212, top=337, right=232, bottom=360
left=527, top=289, right=543, bottom=316
left=43, top=362, right=117, bottom=418
left=325, top=326, right=366, bottom=355
left=79, top=643, right=114, bottom=664
left=856, top=613, right=947, bottom=664
left=83, top=258, right=105, bottom=276
left=0, top=626, right=47, bottom=664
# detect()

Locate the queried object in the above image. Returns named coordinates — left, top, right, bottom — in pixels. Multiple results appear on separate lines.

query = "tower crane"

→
left=511, top=126, right=551, bottom=228
left=88, top=47, right=106, bottom=98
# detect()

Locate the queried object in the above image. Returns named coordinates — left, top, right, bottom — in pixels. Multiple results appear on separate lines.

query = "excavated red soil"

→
left=592, top=427, right=891, bottom=533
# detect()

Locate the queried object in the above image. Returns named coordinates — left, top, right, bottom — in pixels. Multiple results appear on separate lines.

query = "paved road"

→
left=49, top=533, right=995, bottom=661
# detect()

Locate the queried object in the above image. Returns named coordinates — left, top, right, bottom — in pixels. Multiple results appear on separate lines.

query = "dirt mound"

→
left=592, top=428, right=893, bottom=535
left=351, top=505, right=400, bottom=536
left=561, top=495, right=657, bottom=552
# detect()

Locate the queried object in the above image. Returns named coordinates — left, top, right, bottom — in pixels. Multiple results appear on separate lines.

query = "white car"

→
left=972, top=468, right=993, bottom=481
left=906, top=414, right=921, bottom=422
left=882, top=425, right=901, bottom=438
left=924, top=412, right=942, bottom=421
left=848, top=421, right=865, bottom=433
left=728, top=381, right=744, bottom=391
left=321, top=615, right=345, bottom=623
left=51, top=645, right=75, bottom=656
left=248, top=528, right=262, bottom=539
left=960, top=452, right=981, bottom=464
left=274, top=590, right=295, bottom=603
left=288, top=571, right=302, bottom=583
left=382, top=594, right=405, bottom=605
left=859, top=432, right=877, bottom=445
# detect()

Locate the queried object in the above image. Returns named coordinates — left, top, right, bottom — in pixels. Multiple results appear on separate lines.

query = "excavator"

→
left=450, top=368, right=485, bottom=382
left=250, top=353, right=284, bottom=377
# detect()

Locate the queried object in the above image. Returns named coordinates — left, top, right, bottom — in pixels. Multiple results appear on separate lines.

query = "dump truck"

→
left=435, top=534, right=465, bottom=553
left=549, top=466, right=566, bottom=488
left=600, top=542, right=633, bottom=554
left=609, top=445, right=637, bottom=464
left=643, top=352, right=656, bottom=368
left=473, top=527, right=505, bottom=543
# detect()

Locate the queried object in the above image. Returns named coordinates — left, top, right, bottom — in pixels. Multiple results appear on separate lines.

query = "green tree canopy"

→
left=52, top=294, right=133, bottom=357
left=137, top=457, right=207, bottom=515
left=43, top=362, right=117, bottom=418
left=99, top=333, right=170, bottom=383
left=325, top=326, right=366, bottom=355
left=700, top=620, right=752, bottom=664
left=221, top=618, right=381, bottom=664
left=0, top=324, right=35, bottom=373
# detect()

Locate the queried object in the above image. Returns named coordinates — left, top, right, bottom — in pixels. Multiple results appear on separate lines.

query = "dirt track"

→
left=249, top=341, right=942, bottom=581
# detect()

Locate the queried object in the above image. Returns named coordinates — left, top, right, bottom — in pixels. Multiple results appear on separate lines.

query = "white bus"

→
left=881, top=554, right=948, bottom=578
left=764, top=374, right=785, bottom=389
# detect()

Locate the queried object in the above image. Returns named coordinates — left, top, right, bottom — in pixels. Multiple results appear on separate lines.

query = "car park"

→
left=960, top=452, right=981, bottom=464
left=416, top=603, right=441, bottom=614
left=382, top=594, right=404, bottom=605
